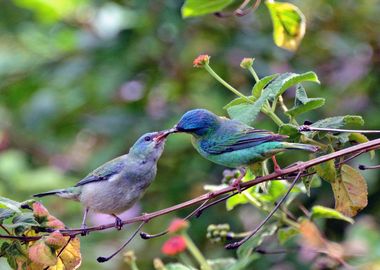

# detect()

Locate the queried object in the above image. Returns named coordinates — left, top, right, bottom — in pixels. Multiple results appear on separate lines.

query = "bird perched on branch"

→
left=34, top=131, right=168, bottom=232
left=165, top=109, right=318, bottom=189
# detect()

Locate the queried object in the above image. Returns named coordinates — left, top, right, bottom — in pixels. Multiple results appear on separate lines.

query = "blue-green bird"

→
left=168, top=109, right=318, bottom=186
left=33, top=131, right=167, bottom=230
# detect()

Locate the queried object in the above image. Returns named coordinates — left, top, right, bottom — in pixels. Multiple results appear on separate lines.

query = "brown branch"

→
left=2, top=138, right=380, bottom=242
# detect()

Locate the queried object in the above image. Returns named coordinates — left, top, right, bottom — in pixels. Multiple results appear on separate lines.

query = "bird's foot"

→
left=80, top=224, right=89, bottom=236
left=271, top=156, right=283, bottom=174
left=113, top=215, right=123, bottom=230
left=231, top=168, right=246, bottom=193
left=231, top=178, right=242, bottom=193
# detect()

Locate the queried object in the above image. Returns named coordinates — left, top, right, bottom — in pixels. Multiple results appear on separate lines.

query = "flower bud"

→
left=193, top=54, right=210, bottom=68
left=168, top=218, right=189, bottom=234
left=240, top=58, right=255, bottom=69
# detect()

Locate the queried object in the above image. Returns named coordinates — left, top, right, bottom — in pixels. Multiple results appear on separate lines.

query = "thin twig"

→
left=97, top=221, right=145, bottom=263
left=0, top=225, right=11, bottom=235
left=140, top=199, right=211, bottom=239
left=56, top=236, right=73, bottom=257
left=299, top=125, right=380, bottom=134
left=225, top=170, right=303, bottom=249
left=358, top=164, right=380, bottom=170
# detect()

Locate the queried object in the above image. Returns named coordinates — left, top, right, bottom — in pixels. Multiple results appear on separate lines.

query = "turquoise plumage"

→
left=170, top=109, right=317, bottom=175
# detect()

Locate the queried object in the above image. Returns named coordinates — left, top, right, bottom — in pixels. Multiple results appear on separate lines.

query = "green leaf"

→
left=278, top=123, right=299, bottom=139
left=181, top=0, right=234, bottom=18
left=349, top=133, right=375, bottom=159
left=0, top=197, right=21, bottom=213
left=266, top=72, right=320, bottom=98
left=331, top=164, right=368, bottom=217
left=237, top=224, right=277, bottom=258
left=277, top=227, right=299, bottom=245
left=286, top=85, right=325, bottom=117
left=315, top=159, right=336, bottom=183
left=227, top=72, right=319, bottom=125
left=258, top=180, right=302, bottom=203
left=311, top=205, right=354, bottom=224
left=266, top=1, right=306, bottom=51
left=165, top=263, right=197, bottom=270
left=315, top=146, right=336, bottom=183
left=207, top=258, right=236, bottom=270
left=302, top=174, right=321, bottom=197
left=223, top=96, right=254, bottom=110
left=251, top=74, right=279, bottom=100
left=229, top=254, right=259, bottom=270
left=5, top=213, right=39, bottom=229
left=226, top=102, right=260, bottom=125
left=311, top=115, right=364, bottom=129
left=0, top=208, right=16, bottom=224
left=226, top=193, right=249, bottom=211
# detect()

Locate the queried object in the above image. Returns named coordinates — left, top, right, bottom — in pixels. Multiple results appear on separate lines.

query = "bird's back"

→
left=192, top=118, right=287, bottom=167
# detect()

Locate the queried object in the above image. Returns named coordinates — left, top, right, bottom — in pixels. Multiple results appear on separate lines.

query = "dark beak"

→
left=153, top=127, right=178, bottom=142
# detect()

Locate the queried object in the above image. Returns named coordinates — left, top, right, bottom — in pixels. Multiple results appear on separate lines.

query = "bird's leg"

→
left=81, top=208, right=89, bottom=236
left=231, top=167, right=246, bottom=193
left=271, top=155, right=283, bottom=173
left=112, top=214, right=123, bottom=230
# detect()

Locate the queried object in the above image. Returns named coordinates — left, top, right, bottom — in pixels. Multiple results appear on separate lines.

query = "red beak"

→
left=153, top=128, right=177, bottom=142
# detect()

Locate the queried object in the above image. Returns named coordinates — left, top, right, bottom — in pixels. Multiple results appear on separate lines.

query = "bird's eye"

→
left=144, top=136, right=151, bottom=142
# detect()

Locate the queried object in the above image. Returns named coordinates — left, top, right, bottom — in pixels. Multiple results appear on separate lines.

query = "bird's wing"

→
left=75, top=156, right=126, bottom=187
left=201, top=128, right=288, bottom=155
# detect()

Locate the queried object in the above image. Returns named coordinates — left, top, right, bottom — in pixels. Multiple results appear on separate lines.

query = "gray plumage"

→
left=33, top=131, right=167, bottom=227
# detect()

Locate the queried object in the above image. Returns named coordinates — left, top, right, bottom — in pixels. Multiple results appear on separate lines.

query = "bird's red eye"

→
left=144, top=136, right=151, bottom=141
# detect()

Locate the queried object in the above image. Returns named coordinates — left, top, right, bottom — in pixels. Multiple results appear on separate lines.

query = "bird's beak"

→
left=153, top=127, right=179, bottom=142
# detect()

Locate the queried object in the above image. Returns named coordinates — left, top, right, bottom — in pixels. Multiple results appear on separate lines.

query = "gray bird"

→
left=34, top=131, right=168, bottom=231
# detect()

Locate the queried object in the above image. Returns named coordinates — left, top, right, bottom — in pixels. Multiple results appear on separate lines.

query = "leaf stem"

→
left=262, top=105, right=284, bottom=126
left=204, top=64, right=252, bottom=103
left=248, top=66, right=260, bottom=82
left=182, top=232, right=211, bottom=270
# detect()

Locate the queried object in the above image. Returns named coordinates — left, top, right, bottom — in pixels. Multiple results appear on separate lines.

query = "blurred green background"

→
left=1, top=0, right=380, bottom=269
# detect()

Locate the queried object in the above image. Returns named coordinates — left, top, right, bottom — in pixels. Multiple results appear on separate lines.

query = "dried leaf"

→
left=299, top=220, right=345, bottom=263
left=331, top=164, right=368, bottom=217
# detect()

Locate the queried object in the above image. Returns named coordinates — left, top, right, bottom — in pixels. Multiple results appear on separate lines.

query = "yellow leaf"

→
left=331, top=164, right=368, bottom=217
left=27, top=231, right=81, bottom=270
left=349, top=133, right=375, bottom=159
left=265, top=0, right=306, bottom=51
left=54, top=237, right=81, bottom=270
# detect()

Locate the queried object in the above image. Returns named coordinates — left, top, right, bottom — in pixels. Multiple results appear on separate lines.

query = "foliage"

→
left=1, top=0, right=380, bottom=269
left=0, top=199, right=81, bottom=269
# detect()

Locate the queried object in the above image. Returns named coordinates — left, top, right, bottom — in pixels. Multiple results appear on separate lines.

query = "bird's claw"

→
left=114, top=216, right=123, bottom=230
left=80, top=225, right=89, bottom=236
left=232, top=178, right=242, bottom=193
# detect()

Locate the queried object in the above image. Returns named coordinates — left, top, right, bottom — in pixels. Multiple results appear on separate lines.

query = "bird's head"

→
left=130, top=131, right=168, bottom=160
left=170, top=109, right=220, bottom=137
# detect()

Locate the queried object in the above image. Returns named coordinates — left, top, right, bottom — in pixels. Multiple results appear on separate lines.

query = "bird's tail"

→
left=33, top=187, right=80, bottom=200
left=281, top=142, right=319, bottom=153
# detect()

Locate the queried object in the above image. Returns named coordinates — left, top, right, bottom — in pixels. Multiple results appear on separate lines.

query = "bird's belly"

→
left=79, top=180, right=146, bottom=215
left=205, top=142, right=284, bottom=168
